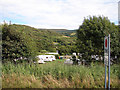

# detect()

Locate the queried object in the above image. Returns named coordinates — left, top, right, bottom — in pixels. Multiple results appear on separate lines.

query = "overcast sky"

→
left=0, top=0, right=119, bottom=29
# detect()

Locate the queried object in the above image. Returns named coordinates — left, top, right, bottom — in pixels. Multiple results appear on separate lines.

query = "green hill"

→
left=4, top=24, right=77, bottom=55
left=39, top=28, right=68, bottom=32
left=39, top=28, right=77, bottom=37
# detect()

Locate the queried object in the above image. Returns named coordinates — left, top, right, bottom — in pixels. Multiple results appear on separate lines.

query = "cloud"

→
left=0, top=0, right=119, bottom=29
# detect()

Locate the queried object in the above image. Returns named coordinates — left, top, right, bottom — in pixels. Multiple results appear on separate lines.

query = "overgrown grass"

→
left=2, top=59, right=120, bottom=88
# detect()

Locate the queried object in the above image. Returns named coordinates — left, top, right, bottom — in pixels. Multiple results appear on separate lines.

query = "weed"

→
left=2, top=60, right=120, bottom=88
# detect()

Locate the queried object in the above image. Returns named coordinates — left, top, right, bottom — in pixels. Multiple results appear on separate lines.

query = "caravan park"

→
left=1, top=15, right=120, bottom=88
left=1, top=0, right=120, bottom=89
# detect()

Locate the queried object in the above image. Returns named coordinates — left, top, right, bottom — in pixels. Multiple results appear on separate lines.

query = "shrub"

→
left=2, top=24, right=38, bottom=63
left=55, top=54, right=59, bottom=59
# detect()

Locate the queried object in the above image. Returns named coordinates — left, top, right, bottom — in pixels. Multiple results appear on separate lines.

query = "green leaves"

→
left=2, top=23, right=77, bottom=62
left=77, top=16, right=120, bottom=61
left=2, top=24, right=38, bottom=62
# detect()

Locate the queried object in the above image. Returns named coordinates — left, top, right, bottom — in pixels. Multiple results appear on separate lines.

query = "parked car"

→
left=64, top=59, right=73, bottom=65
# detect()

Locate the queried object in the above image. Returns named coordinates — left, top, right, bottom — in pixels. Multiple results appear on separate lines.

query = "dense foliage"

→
left=48, top=29, right=77, bottom=37
left=2, top=16, right=120, bottom=62
left=40, top=29, right=77, bottom=55
left=77, top=16, right=120, bottom=61
left=2, top=24, right=38, bottom=62
left=2, top=23, right=77, bottom=62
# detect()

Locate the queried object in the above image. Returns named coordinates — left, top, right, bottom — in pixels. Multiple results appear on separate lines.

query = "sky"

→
left=0, top=0, right=119, bottom=29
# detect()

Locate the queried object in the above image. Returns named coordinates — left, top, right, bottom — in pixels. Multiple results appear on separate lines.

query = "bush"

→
left=55, top=54, right=59, bottom=59
left=77, top=16, right=120, bottom=61
left=2, top=24, right=38, bottom=63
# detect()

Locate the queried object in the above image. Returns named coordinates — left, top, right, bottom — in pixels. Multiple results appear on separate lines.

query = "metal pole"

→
left=105, top=64, right=107, bottom=88
left=104, top=37, right=107, bottom=89
left=108, top=34, right=110, bottom=89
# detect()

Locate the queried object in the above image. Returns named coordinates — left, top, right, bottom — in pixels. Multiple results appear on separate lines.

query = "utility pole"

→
left=104, top=34, right=110, bottom=89
left=108, top=34, right=110, bottom=89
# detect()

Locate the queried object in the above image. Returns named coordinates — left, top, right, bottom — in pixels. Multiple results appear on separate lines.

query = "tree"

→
left=77, top=16, right=119, bottom=61
left=2, top=24, right=38, bottom=63
left=117, top=25, right=120, bottom=62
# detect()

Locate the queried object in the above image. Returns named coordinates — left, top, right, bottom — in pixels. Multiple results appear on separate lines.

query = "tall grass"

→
left=2, top=60, right=120, bottom=88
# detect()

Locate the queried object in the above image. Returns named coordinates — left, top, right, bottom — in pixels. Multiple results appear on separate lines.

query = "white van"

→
left=36, top=55, right=45, bottom=64
left=37, top=55, right=56, bottom=62
left=43, top=55, right=56, bottom=61
left=50, top=55, right=56, bottom=61
left=44, top=55, right=52, bottom=62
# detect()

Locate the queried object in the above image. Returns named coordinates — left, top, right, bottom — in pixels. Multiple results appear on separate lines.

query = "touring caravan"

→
left=37, top=55, right=56, bottom=62
left=43, top=55, right=56, bottom=61
left=36, top=55, right=45, bottom=64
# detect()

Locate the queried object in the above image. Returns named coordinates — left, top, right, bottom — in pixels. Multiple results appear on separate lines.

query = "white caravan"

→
left=37, top=55, right=56, bottom=62
left=36, top=55, right=46, bottom=64
left=43, top=55, right=56, bottom=61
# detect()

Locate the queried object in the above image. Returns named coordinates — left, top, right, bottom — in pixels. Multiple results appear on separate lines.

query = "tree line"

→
left=77, top=16, right=120, bottom=62
left=1, top=23, right=76, bottom=63
left=1, top=15, right=120, bottom=63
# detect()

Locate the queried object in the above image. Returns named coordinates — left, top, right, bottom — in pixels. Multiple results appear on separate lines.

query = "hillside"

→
left=39, top=28, right=68, bottom=32
left=5, top=24, right=77, bottom=55
left=39, top=28, right=77, bottom=37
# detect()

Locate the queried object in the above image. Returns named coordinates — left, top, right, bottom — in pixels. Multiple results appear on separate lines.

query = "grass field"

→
left=2, top=59, right=120, bottom=88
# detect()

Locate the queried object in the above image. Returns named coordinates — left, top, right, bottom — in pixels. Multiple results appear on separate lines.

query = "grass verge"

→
left=2, top=59, right=120, bottom=88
